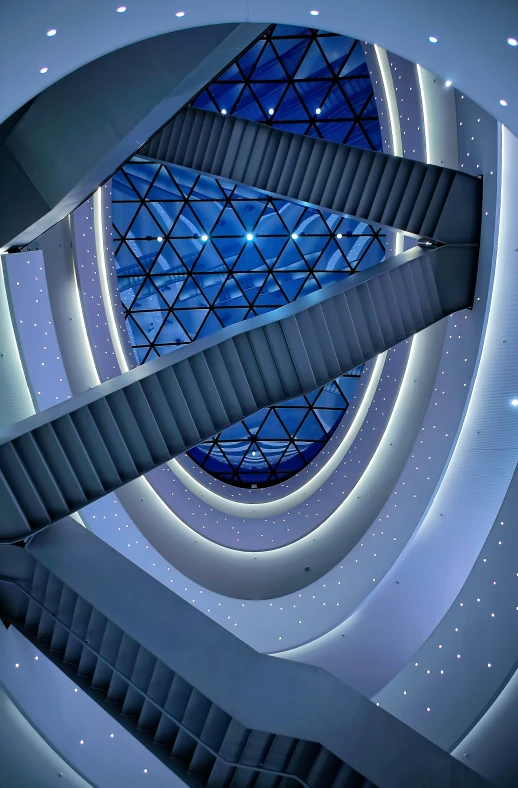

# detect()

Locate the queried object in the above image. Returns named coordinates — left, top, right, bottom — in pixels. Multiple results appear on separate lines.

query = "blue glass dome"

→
left=112, top=24, right=385, bottom=487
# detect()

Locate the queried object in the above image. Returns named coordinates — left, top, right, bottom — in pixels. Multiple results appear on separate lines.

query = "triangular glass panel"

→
left=153, top=275, right=187, bottom=307
left=298, top=276, right=321, bottom=299
left=253, top=209, right=287, bottom=237
left=214, top=277, right=246, bottom=306
left=112, top=170, right=142, bottom=201
left=295, top=80, right=332, bottom=111
left=250, top=41, right=287, bottom=80
left=173, top=168, right=200, bottom=198
left=146, top=201, right=183, bottom=233
left=210, top=205, right=246, bottom=236
left=124, top=163, right=158, bottom=198
left=126, top=205, right=165, bottom=240
left=270, top=37, right=309, bottom=77
left=170, top=205, right=204, bottom=238
left=233, top=85, right=266, bottom=122
left=253, top=287, right=288, bottom=309
left=258, top=442, right=291, bottom=470
left=231, top=200, right=267, bottom=230
left=275, top=85, right=310, bottom=121
left=190, top=248, right=225, bottom=277
left=197, top=311, right=224, bottom=338
left=296, top=440, right=324, bottom=465
left=175, top=309, right=209, bottom=340
left=114, top=203, right=141, bottom=237
left=243, top=409, right=268, bottom=435
left=146, top=166, right=185, bottom=200
left=236, top=39, right=266, bottom=77
left=233, top=271, right=268, bottom=301
left=192, top=89, right=219, bottom=113
left=272, top=201, right=306, bottom=232
left=233, top=244, right=269, bottom=272
left=114, top=240, right=144, bottom=272
left=238, top=443, right=270, bottom=472
left=249, top=83, right=288, bottom=116
left=295, top=41, right=333, bottom=80
left=339, top=43, right=367, bottom=76
left=277, top=447, right=305, bottom=472
left=318, top=35, right=356, bottom=76
left=257, top=410, right=290, bottom=440
left=174, top=278, right=210, bottom=309
left=214, top=307, right=249, bottom=327
left=193, top=273, right=226, bottom=305
left=127, top=315, right=151, bottom=346
left=275, top=407, right=307, bottom=435
left=209, top=82, right=247, bottom=116
left=254, top=236, right=288, bottom=264
left=344, top=78, right=374, bottom=114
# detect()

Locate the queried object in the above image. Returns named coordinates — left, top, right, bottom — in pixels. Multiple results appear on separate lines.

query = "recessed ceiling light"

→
left=116, top=6, right=126, bottom=12
left=156, top=236, right=163, bottom=242
left=47, top=29, right=57, bottom=36
left=508, top=37, right=518, bottom=46
left=246, top=233, right=254, bottom=241
left=268, top=108, right=274, bottom=115
left=221, top=109, right=227, bottom=115
left=310, top=9, right=319, bottom=15
left=445, top=80, right=452, bottom=87
left=176, top=11, right=185, bottom=17
left=500, top=99, right=508, bottom=106
left=315, top=107, right=321, bottom=115
left=200, top=234, right=208, bottom=242
left=512, top=399, right=518, bottom=406
left=40, top=67, right=48, bottom=74
left=336, top=233, right=343, bottom=239
left=428, top=36, right=438, bottom=43
left=291, top=233, right=299, bottom=239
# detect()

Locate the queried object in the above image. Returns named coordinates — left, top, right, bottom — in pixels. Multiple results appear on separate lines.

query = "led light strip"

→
left=94, top=187, right=129, bottom=375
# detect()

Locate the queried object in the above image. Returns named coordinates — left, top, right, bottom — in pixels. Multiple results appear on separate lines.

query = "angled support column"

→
left=0, top=244, right=477, bottom=542
left=140, top=106, right=482, bottom=245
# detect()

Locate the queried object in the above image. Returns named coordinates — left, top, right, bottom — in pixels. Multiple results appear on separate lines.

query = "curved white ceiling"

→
left=0, top=0, right=517, bottom=138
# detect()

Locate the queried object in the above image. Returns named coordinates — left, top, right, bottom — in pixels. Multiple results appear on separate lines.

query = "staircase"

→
left=0, top=244, right=477, bottom=542
left=0, top=520, right=492, bottom=788
left=140, top=106, right=481, bottom=244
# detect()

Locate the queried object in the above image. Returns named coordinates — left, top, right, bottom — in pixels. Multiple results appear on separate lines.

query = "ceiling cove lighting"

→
left=428, top=36, right=438, bottom=43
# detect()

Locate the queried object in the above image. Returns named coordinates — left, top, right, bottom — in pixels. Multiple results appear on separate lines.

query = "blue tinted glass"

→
left=113, top=23, right=383, bottom=487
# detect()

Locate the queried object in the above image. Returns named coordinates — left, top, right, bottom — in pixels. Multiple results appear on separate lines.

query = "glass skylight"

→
left=112, top=24, right=385, bottom=487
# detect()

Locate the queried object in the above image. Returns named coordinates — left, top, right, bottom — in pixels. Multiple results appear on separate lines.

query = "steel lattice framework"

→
left=112, top=23, right=385, bottom=487
left=192, top=23, right=381, bottom=150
